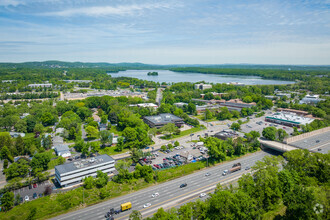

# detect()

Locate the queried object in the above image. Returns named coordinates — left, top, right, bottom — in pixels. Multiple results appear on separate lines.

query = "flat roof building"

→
left=265, top=112, right=314, bottom=128
left=213, top=130, right=238, bottom=140
left=299, top=94, right=324, bottom=104
left=129, top=103, right=158, bottom=108
left=143, top=113, right=184, bottom=128
left=194, top=83, right=212, bottom=90
left=55, top=154, right=115, bottom=187
left=28, top=83, right=52, bottom=88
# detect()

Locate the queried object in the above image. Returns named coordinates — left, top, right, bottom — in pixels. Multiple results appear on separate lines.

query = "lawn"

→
left=98, top=145, right=129, bottom=156
left=109, top=126, right=123, bottom=136
left=160, top=126, right=206, bottom=140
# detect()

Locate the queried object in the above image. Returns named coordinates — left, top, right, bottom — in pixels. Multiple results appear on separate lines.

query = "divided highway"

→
left=54, top=150, right=275, bottom=220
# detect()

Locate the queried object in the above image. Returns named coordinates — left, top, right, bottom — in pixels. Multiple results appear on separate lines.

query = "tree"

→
left=34, top=123, right=44, bottom=134
left=130, top=148, right=143, bottom=163
left=3, top=159, right=8, bottom=169
left=90, top=142, right=100, bottom=154
left=5, top=159, right=30, bottom=179
left=116, top=137, right=124, bottom=152
left=174, top=141, right=180, bottom=147
left=101, top=114, right=108, bottom=124
left=42, top=135, right=52, bottom=150
left=122, top=127, right=138, bottom=142
left=0, top=146, right=13, bottom=162
left=76, top=107, right=92, bottom=120
left=40, top=112, right=57, bottom=126
left=231, top=123, right=240, bottom=131
left=85, top=125, right=99, bottom=139
left=99, top=188, right=110, bottom=199
left=129, top=210, right=142, bottom=220
left=231, top=110, right=240, bottom=118
left=262, top=127, right=277, bottom=141
left=95, top=170, right=108, bottom=188
left=14, top=119, right=27, bottom=133
left=0, top=191, right=14, bottom=211
left=15, top=135, right=25, bottom=155
left=160, top=123, right=177, bottom=137
left=187, top=102, right=196, bottom=114
left=31, top=153, right=51, bottom=171
left=204, top=109, right=213, bottom=120
left=83, top=176, right=95, bottom=189
left=25, top=115, right=37, bottom=133
left=277, top=128, right=288, bottom=142
left=44, top=185, right=53, bottom=196
left=217, top=107, right=232, bottom=120
left=100, top=130, right=113, bottom=146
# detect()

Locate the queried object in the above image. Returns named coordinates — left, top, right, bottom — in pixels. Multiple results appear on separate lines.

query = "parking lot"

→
left=13, top=180, right=53, bottom=203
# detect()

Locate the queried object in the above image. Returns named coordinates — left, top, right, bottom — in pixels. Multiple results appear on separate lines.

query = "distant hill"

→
left=0, top=61, right=329, bottom=71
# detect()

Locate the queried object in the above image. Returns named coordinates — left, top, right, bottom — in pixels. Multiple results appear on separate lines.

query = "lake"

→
left=109, top=70, right=295, bottom=85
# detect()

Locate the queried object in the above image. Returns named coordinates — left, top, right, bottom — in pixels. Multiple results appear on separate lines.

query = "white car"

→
left=152, top=192, right=159, bottom=198
left=205, top=172, right=211, bottom=176
left=200, top=193, right=206, bottom=198
left=143, top=203, right=151, bottom=208
left=24, top=195, right=29, bottom=201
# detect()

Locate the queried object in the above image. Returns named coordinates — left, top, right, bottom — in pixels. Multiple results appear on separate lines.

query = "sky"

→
left=0, top=0, right=330, bottom=65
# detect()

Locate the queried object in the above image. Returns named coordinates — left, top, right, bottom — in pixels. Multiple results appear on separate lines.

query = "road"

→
left=156, top=88, right=163, bottom=105
left=53, top=150, right=277, bottom=220
left=289, top=131, right=330, bottom=154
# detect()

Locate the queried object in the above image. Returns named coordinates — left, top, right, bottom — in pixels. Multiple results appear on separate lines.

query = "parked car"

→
left=245, top=167, right=251, bottom=170
left=33, top=183, right=37, bottom=188
left=33, top=193, right=37, bottom=199
left=222, top=170, right=228, bottom=176
left=25, top=195, right=29, bottom=201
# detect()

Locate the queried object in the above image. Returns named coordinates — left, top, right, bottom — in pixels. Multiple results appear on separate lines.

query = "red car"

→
left=33, top=183, right=37, bottom=188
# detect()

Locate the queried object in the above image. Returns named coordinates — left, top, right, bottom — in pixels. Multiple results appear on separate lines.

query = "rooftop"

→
left=144, top=113, right=183, bottom=124
left=266, top=112, right=314, bottom=125
left=55, top=154, right=114, bottom=174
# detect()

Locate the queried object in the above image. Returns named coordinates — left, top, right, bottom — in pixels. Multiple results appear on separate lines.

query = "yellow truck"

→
left=121, top=202, right=132, bottom=211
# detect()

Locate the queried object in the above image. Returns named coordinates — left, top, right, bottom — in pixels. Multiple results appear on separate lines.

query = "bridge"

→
left=259, top=139, right=300, bottom=153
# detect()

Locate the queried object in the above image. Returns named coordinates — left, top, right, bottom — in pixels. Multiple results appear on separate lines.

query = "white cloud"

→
left=0, top=0, right=22, bottom=6
left=42, top=2, right=173, bottom=17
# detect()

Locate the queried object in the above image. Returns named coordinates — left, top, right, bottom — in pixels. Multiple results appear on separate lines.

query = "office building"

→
left=194, top=83, right=212, bottom=90
left=55, top=154, right=115, bottom=187
left=143, top=113, right=184, bottom=128
left=265, top=112, right=314, bottom=128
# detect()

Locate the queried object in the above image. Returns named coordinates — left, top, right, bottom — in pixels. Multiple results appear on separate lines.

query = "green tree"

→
left=25, top=115, right=37, bottom=133
left=0, top=146, right=13, bottom=162
left=34, top=123, right=45, bottom=134
left=277, top=128, right=288, bottom=142
left=174, top=141, right=179, bottom=147
left=95, top=170, right=108, bottom=188
left=14, top=119, right=27, bottom=133
left=101, top=114, right=108, bottom=124
left=3, top=159, right=8, bottom=169
left=76, top=107, right=92, bottom=120
left=5, top=159, right=30, bottom=179
left=231, top=122, right=240, bottom=131
left=40, top=112, right=57, bottom=126
left=129, top=210, right=142, bottom=220
left=187, top=102, right=196, bottom=114
left=160, top=123, right=177, bottom=137
left=100, top=130, right=113, bottom=146
left=85, top=125, right=99, bottom=139
left=0, top=191, right=14, bottom=211
left=90, top=142, right=100, bottom=154
left=204, top=109, right=213, bottom=120
left=116, top=137, right=124, bottom=152
left=26, top=207, right=37, bottom=220
left=130, top=148, right=143, bottom=163
left=31, top=153, right=51, bottom=171
left=122, top=127, right=138, bottom=142
left=83, top=176, right=95, bottom=189
left=217, top=107, right=232, bottom=120
left=262, top=127, right=277, bottom=141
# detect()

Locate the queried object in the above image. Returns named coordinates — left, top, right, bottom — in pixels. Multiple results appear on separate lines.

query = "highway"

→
left=289, top=131, right=330, bottom=154
left=53, top=150, right=276, bottom=220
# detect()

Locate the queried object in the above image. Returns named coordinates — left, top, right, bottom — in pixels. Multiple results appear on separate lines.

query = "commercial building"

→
left=28, top=83, right=52, bottom=88
left=277, top=108, right=309, bottom=116
left=174, top=102, right=188, bottom=108
left=226, top=82, right=245, bottom=86
left=55, top=154, right=115, bottom=187
left=299, top=94, right=324, bottom=104
left=213, top=130, right=238, bottom=140
left=143, top=113, right=184, bottom=128
left=129, top=103, right=158, bottom=109
left=265, top=112, right=314, bottom=128
left=54, top=144, right=71, bottom=158
left=194, top=83, right=212, bottom=90
left=63, top=80, right=92, bottom=83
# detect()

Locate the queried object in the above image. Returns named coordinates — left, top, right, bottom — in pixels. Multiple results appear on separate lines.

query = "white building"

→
left=28, top=83, right=52, bottom=88
left=299, top=94, right=324, bottom=104
left=194, top=83, right=212, bottom=90
left=174, top=102, right=188, bottom=108
left=265, top=112, right=314, bottom=128
left=54, top=144, right=71, bottom=158
left=55, top=154, right=115, bottom=187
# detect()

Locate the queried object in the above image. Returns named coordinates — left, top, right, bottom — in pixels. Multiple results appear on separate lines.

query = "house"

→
left=9, top=132, right=25, bottom=138
left=54, top=144, right=71, bottom=158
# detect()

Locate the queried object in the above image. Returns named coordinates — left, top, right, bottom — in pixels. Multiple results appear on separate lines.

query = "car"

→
left=25, top=195, right=29, bottom=201
left=28, top=185, right=32, bottom=189
left=33, top=183, right=37, bottom=188
left=19, top=197, right=23, bottom=203
left=33, top=193, right=37, bottom=199
left=114, top=209, right=121, bottom=214
left=222, top=170, right=228, bottom=176
left=316, top=140, right=320, bottom=143
left=38, top=193, right=43, bottom=198
left=180, top=183, right=187, bottom=188
left=245, top=167, right=250, bottom=170
left=205, top=172, right=211, bottom=176
left=318, top=148, right=322, bottom=151
left=200, top=193, right=206, bottom=198
left=152, top=192, right=159, bottom=198
left=143, top=203, right=151, bottom=208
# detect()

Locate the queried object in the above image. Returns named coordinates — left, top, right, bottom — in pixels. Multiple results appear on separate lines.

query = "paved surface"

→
left=13, top=180, right=52, bottom=202
left=259, top=139, right=299, bottom=152
left=289, top=131, right=330, bottom=154
left=53, top=150, right=277, bottom=220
